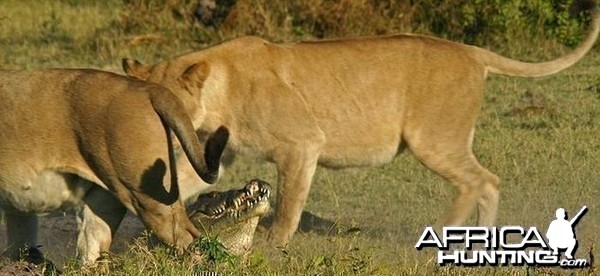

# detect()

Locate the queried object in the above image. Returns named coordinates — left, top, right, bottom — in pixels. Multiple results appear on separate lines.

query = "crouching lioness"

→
left=122, top=6, right=600, bottom=246
left=0, top=69, right=229, bottom=264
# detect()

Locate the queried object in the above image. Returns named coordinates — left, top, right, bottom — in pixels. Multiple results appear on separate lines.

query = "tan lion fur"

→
left=0, top=69, right=229, bottom=264
left=123, top=8, right=600, bottom=246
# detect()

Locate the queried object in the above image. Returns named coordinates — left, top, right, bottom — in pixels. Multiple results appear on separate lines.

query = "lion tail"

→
left=475, top=5, right=599, bottom=78
left=149, top=86, right=229, bottom=184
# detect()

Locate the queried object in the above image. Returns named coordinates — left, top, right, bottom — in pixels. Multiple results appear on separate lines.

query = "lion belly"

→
left=0, top=169, right=93, bottom=214
left=318, top=122, right=403, bottom=168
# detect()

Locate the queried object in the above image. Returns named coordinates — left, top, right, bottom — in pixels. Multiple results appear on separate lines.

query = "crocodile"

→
left=188, top=178, right=271, bottom=257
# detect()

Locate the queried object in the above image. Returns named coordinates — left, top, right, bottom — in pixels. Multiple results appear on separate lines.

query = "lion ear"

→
left=122, top=58, right=150, bottom=80
left=179, top=62, right=210, bottom=92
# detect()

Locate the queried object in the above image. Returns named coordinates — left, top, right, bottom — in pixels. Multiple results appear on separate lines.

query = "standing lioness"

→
left=123, top=7, right=600, bottom=246
left=0, top=69, right=229, bottom=264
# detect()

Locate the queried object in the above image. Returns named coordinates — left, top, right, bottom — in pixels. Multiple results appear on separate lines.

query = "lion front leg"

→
left=268, top=142, right=322, bottom=247
left=76, top=186, right=127, bottom=265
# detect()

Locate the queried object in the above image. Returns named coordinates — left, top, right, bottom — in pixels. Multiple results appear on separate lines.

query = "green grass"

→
left=1, top=0, right=599, bottom=275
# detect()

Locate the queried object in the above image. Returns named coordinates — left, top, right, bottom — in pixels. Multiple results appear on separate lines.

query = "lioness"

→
left=0, top=69, right=229, bottom=264
left=122, top=7, right=600, bottom=246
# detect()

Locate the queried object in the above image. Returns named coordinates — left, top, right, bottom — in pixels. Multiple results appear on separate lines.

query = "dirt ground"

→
left=0, top=209, right=335, bottom=271
left=0, top=211, right=146, bottom=268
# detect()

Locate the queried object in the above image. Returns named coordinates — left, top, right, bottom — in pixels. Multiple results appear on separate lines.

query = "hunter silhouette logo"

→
left=546, top=206, right=587, bottom=260
left=415, top=206, right=589, bottom=268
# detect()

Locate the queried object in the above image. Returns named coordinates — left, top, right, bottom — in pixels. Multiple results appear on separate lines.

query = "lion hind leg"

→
left=406, top=130, right=500, bottom=227
left=76, top=186, right=126, bottom=265
left=476, top=178, right=500, bottom=227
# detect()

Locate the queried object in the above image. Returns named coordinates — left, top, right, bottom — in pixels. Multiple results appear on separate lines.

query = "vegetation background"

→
left=0, top=0, right=599, bottom=275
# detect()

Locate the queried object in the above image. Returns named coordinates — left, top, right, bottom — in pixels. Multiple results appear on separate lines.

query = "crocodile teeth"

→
left=248, top=184, right=260, bottom=196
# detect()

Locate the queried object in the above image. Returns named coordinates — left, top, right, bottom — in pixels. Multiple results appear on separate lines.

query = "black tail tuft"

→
left=204, top=126, right=230, bottom=180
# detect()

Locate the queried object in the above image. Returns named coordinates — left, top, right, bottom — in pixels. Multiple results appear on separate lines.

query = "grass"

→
left=1, top=0, right=599, bottom=275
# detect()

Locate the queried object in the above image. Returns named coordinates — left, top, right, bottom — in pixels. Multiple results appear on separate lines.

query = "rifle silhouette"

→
left=570, top=206, right=588, bottom=226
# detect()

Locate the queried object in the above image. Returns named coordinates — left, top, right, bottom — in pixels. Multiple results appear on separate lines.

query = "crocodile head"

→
left=188, top=178, right=271, bottom=257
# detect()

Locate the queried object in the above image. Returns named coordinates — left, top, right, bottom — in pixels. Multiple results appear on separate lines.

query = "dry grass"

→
left=1, top=0, right=599, bottom=274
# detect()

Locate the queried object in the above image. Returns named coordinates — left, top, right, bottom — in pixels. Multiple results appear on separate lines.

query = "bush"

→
left=116, top=0, right=592, bottom=56
left=1, top=0, right=593, bottom=69
left=413, top=0, right=589, bottom=52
